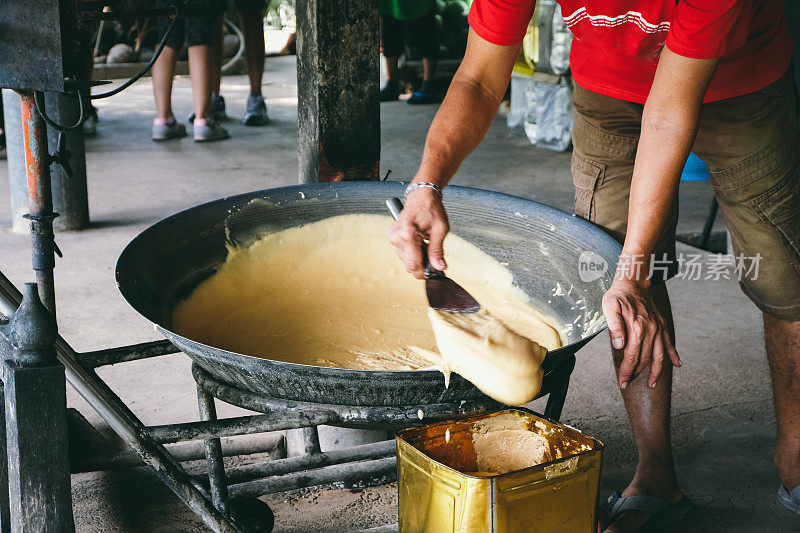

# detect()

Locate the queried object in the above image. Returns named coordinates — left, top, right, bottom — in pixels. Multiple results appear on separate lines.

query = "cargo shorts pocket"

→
left=571, top=151, right=605, bottom=221
left=751, top=166, right=800, bottom=275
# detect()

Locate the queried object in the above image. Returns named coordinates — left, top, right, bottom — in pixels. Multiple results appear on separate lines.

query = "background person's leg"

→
left=189, top=9, right=225, bottom=123
left=151, top=44, right=187, bottom=141
left=380, top=14, right=404, bottom=101
left=185, top=15, right=229, bottom=141
left=407, top=9, right=440, bottom=104
left=421, top=58, right=436, bottom=82
left=152, top=46, right=178, bottom=120
left=238, top=8, right=266, bottom=96
left=210, top=13, right=224, bottom=96
left=151, top=4, right=189, bottom=140
left=187, top=44, right=213, bottom=120
left=238, top=4, right=269, bottom=125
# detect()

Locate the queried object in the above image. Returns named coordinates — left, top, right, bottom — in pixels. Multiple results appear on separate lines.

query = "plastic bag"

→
left=508, top=75, right=573, bottom=152
left=525, top=78, right=573, bottom=151
left=507, top=75, right=536, bottom=130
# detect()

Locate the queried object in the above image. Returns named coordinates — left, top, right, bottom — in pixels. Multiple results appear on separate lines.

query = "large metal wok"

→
left=116, top=182, right=620, bottom=406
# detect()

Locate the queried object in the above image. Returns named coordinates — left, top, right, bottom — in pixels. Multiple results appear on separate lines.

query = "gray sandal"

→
left=600, top=491, right=694, bottom=531
left=778, top=484, right=800, bottom=515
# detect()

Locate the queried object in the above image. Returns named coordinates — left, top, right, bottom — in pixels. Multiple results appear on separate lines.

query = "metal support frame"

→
left=543, top=352, right=576, bottom=421
left=0, top=272, right=242, bottom=533
left=6, top=90, right=90, bottom=233
left=198, top=388, right=230, bottom=515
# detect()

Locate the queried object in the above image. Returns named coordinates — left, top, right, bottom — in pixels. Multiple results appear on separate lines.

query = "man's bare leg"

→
left=764, top=315, right=800, bottom=491
left=238, top=9, right=266, bottom=95
left=603, top=283, right=683, bottom=533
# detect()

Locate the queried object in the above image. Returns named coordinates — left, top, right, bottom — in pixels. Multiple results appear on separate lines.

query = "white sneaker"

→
left=193, top=118, right=229, bottom=142
left=152, top=118, right=186, bottom=141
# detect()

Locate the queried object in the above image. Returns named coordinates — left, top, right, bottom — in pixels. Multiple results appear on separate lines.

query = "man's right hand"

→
left=385, top=29, right=520, bottom=278
left=387, top=188, right=450, bottom=279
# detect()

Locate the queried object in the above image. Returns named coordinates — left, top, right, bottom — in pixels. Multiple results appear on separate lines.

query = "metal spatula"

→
left=386, top=197, right=481, bottom=314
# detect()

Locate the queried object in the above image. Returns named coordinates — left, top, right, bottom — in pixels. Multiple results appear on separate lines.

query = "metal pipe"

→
left=198, top=388, right=230, bottom=514
left=216, top=439, right=395, bottom=485
left=144, top=411, right=336, bottom=444
left=228, top=456, right=397, bottom=500
left=71, top=434, right=285, bottom=473
left=0, top=272, right=241, bottom=533
left=80, top=339, right=179, bottom=368
left=700, top=197, right=719, bottom=251
left=19, top=94, right=57, bottom=314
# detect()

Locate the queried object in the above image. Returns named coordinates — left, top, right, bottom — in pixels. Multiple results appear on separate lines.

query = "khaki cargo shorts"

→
left=571, top=72, right=800, bottom=321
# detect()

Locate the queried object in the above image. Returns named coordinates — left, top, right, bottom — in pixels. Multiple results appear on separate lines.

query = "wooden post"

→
left=296, top=0, right=380, bottom=183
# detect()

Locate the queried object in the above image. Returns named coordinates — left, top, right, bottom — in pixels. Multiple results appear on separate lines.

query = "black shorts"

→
left=381, top=8, right=438, bottom=59
left=157, top=0, right=226, bottom=50
left=234, top=0, right=267, bottom=12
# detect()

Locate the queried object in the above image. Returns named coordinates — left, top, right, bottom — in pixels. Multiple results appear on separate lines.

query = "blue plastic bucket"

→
left=681, top=152, right=710, bottom=182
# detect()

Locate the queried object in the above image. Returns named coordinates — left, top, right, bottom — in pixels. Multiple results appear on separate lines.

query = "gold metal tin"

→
left=396, top=409, right=603, bottom=532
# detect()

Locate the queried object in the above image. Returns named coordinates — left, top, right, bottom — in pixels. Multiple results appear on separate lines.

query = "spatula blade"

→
left=425, top=275, right=482, bottom=314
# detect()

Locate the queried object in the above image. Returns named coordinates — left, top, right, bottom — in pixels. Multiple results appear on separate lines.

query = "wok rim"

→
left=115, top=181, right=618, bottom=377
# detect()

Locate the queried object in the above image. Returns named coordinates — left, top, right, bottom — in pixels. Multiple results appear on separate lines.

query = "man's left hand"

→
left=602, top=279, right=682, bottom=389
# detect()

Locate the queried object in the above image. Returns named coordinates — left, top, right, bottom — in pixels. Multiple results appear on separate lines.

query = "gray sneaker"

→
left=152, top=118, right=187, bottom=141
left=189, top=93, right=227, bottom=123
left=193, top=118, right=229, bottom=142
left=243, top=93, right=268, bottom=126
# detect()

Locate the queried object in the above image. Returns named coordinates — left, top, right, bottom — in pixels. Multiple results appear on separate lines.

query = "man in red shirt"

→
left=388, top=1, right=800, bottom=531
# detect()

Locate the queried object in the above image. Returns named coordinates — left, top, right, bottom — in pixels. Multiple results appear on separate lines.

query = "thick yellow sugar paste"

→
left=172, top=214, right=562, bottom=393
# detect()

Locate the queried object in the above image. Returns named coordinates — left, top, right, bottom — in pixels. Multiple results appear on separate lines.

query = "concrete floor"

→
left=0, top=56, right=796, bottom=532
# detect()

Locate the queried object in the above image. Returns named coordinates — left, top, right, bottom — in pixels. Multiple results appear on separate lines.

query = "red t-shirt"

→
left=469, top=0, right=793, bottom=103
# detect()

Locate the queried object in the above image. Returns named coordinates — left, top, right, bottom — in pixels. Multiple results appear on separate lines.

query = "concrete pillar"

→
left=2, top=90, right=27, bottom=234
left=296, top=0, right=380, bottom=183
left=3, top=89, right=89, bottom=233
left=44, top=92, right=89, bottom=231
